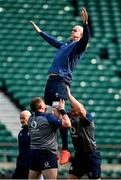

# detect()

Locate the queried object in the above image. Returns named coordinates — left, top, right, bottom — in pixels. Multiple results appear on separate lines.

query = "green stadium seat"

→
left=0, top=0, right=121, bottom=177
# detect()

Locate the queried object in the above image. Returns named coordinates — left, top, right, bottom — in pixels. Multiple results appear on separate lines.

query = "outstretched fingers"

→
left=81, top=7, right=88, bottom=24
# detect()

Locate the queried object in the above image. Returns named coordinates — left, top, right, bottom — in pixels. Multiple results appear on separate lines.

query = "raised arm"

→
left=30, top=20, right=64, bottom=48
left=67, top=86, right=86, bottom=117
left=47, top=99, right=71, bottom=128
left=58, top=99, right=71, bottom=128
left=75, top=8, right=90, bottom=54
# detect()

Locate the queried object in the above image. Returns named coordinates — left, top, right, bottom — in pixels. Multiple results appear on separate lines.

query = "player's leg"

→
left=28, top=169, right=40, bottom=179
left=87, top=151, right=101, bottom=179
left=59, top=128, right=71, bottom=165
left=68, top=152, right=86, bottom=179
left=68, top=173, right=79, bottom=179
left=44, top=76, right=70, bottom=164
left=42, top=168, right=57, bottom=179
left=29, top=149, right=43, bottom=179
left=41, top=150, right=58, bottom=179
left=52, top=101, right=70, bottom=165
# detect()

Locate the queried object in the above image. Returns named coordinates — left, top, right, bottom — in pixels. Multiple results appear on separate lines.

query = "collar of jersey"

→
left=32, top=112, right=46, bottom=117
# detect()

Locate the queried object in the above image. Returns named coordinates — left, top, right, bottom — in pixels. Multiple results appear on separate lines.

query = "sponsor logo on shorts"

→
left=44, top=161, right=51, bottom=168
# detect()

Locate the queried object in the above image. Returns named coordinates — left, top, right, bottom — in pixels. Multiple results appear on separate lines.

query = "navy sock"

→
left=60, top=128, right=68, bottom=150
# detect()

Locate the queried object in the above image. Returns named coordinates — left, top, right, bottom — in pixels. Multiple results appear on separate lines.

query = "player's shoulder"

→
left=85, top=112, right=93, bottom=122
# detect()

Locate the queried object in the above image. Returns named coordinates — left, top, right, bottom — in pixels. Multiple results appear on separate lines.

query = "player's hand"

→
left=81, top=8, right=88, bottom=24
left=30, top=20, right=42, bottom=33
left=66, top=86, right=71, bottom=96
left=58, top=99, right=65, bottom=110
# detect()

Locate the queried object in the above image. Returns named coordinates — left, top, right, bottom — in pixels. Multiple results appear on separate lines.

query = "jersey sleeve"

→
left=75, top=24, right=90, bottom=54
left=39, top=31, right=64, bottom=48
left=67, top=111, right=71, bottom=118
left=46, top=114, right=62, bottom=127
left=85, top=112, right=93, bottom=123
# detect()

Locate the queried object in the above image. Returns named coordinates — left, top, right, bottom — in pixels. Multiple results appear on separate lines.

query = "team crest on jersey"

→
left=70, top=127, right=76, bottom=134
left=31, top=120, right=37, bottom=128
left=70, top=127, right=78, bottom=137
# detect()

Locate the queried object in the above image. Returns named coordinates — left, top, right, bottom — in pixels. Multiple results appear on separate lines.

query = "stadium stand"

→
left=0, top=0, right=121, bottom=178
left=0, top=121, right=18, bottom=163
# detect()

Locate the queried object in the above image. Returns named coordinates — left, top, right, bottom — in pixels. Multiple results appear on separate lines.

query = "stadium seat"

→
left=0, top=0, right=121, bottom=178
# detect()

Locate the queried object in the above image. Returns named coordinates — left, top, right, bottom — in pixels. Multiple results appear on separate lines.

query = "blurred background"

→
left=0, top=0, right=121, bottom=178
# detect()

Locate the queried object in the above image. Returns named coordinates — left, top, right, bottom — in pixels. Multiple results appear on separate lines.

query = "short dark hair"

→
left=30, top=97, right=44, bottom=112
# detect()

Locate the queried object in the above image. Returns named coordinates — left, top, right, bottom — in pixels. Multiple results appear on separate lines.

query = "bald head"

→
left=20, top=110, right=31, bottom=126
left=71, top=25, right=83, bottom=41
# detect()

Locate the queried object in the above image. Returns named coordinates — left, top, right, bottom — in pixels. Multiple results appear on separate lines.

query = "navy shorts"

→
left=44, top=76, right=68, bottom=106
left=29, top=149, right=58, bottom=172
left=69, top=151, right=101, bottom=179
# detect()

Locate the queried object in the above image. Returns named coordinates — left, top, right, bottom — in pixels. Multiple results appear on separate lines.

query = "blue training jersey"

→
left=39, top=24, right=90, bottom=85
